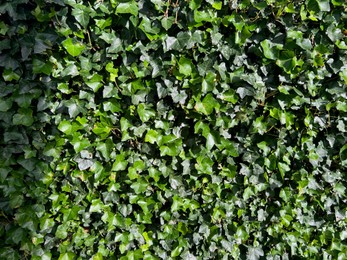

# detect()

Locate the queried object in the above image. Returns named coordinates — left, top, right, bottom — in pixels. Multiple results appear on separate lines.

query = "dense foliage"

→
left=1, top=0, right=347, bottom=259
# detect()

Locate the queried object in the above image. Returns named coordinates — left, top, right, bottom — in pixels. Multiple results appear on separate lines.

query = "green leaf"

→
left=178, top=57, right=193, bottom=76
left=62, top=38, right=85, bottom=57
left=194, top=10, right=212, bottom=23
left=85, top=74, right=104, bottom=92
left=340, top=144, right=347, bottom=166
left=90, top=199, right=104, bottom=213
left=145, top=129, right=160, bottom=144
left=56, top=224, right=68, bottom=239
left=58, top=120, right=73, bottom=135
left=0, top=21, right=9, bottom=35
left=278, top=162, right=290, bottom=179
left=72, top=6, right=90, bottom=28
left=212, top=1, right=222, bottom=10
left=12, top=109, right=34, bottom=126
left=195, top=93, right=218, bottom=115
left=137, top=103, right=156, bottom=122
left=260, top=39, right=282, bottom=60
left=8, top=227, right=25, bottom=244
left=116, top=2, right=139, bottom=16
left=95, top=18, right=112, bottom=30
left=161, top=17, right=174, bottom=30
left=32, top=59, right=53, bottom=75
left=0, top=99, right=12, bottom=111
left=71, top=136, right=91, bottom=153
left=58, top=252, right=76, bottom=260
left=112, top=153, right=128, bottom=171
left=160, top=142, right=182, bottom=157
left=131, top=179, right=148, bottom=194
left=220, top=89, right=238, bottom=104
left=317, top=0, right=330, bottom=11
left=92, top=253, right=104, bottom=260
left=96, top=140, right=113, bottom=160
left=171, top=245, right=183, bottom=257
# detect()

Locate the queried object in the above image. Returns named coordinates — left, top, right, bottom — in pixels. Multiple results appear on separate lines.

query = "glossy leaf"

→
left=62, top=38, right=85, bottom=57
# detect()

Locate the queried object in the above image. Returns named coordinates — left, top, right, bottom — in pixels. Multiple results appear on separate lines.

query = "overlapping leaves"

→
left=1, top=0, right=347, bottom=259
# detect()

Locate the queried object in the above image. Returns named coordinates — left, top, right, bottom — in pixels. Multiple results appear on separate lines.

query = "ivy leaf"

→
left=145, top=129, right=160, bottom=144
left=112, top=153, right=128, bottom=171
left=0, top=99, right=12, bottom=112
left=178, top=57, right=193, bottom=76
left=58, top=252, right=76, bottom=260
left=85, top=74, right=103, bottom=92
left=137, top=103, right=156, bottom=122
left=12, top=109, right=34, bottom=126
left=131, top=179, right=148, bottom=194
left=32, top=59, right=53, bottom=75
left=62, top=38, right=85, bottom=57
left=116, top=1, right=139, bottom=16
left=340, top=144, right=347, bottom=166
left=71, top=5, right=90, bottom=28
left=260, top=39, right=282, bottom=60
left=220, top=89, right=238, bottom=104
left=195, top=93, right=219, bottom=115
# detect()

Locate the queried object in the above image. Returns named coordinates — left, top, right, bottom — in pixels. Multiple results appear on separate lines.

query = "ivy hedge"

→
left=1, top=0, right=347, bottom=259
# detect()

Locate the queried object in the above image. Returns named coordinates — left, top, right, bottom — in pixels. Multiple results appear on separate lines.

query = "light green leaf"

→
left=58, top=120, right=73, bottom=135
left=160, top=143, right=182, bottom=157
left=178, top=57, right=193, bottom=76
left=71, top=136, right=91, bottom=153
left=116, top=2, right=139, bottom=16
left=131, top=179, right=148, bottom=194
left=194, top=10, right=212, bottom=23
left=90, top=199, right=104, bottom=213
left=278, top=162, right=290, bottom=179
left=145, top=129, right=160, bottom=144
left=58, top=252, right=76, bottom=260
left=206, top=133, right=216, bottom=150
left=220, top=89, right=238, bottom=104
left=56, top=224, right=68, bottom=239
left=195, top=93, right=218, bottom=115
left=112, top=153, right=128, bottom=171
left=161, top=17, right=174, bottom=30
left=85, top=74, right=103, bottom=92
left=62, top=38, right=85, bottom=57
left=0, top=21, right=9, bottom=35
left=212, top=1, right=222, bottom=10
left=260, top=39, right=282, bottom=60
left=317, top=0, right=330, bottom=11
left=92, top=252, right=104, bottom=260
left=137, top=103, right=156, bottom=122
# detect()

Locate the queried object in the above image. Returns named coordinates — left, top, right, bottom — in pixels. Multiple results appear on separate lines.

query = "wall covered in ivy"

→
left=1, top=0, right=347, bottom=259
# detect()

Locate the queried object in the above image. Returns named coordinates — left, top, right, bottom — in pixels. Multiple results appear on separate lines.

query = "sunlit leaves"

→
left=178, top=57, right=194, bottom=77
left=260, top=40, right=282, bottom=60
left=71, top=5, right=90, bottom=28
left=116, top=1, right=139, bottom=16
left=62, top=38, right=85, bottom=57
left=219, top=89, right=238, bottom=104
left=112, top=153, right=128, bottom=171
left=195, top=93, right=219, bottom=115
left=137, top=103, right=156, bottom=122
left=2, top=0, right=347, bottom=259
left=161, top=17, right=174, bottom=30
